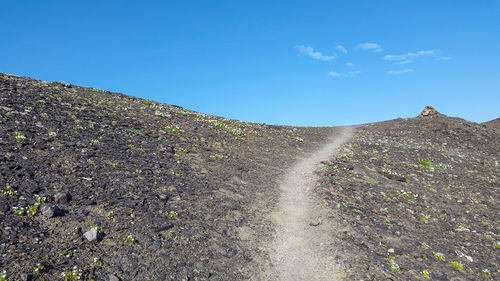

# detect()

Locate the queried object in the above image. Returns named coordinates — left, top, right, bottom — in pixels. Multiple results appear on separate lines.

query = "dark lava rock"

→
left=20, top=273, right=33, bottom=281
left=41, top=204, right=61, bottom=218
left=54, top=191, right=71, bottom=204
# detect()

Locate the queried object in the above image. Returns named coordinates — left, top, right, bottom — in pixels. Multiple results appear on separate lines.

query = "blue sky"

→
left=1, top=1, right=499, bottom=126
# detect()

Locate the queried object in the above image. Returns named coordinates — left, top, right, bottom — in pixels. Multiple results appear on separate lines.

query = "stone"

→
left=54, top=192, right=71, bottom=204
left=309, top=219, right=321, bottom=226
left=41, top=204, right=60, bottom=218
left=149, top=241, right=161, bottom=251
left=109, top=274, right=120, bottom=281
left=419, top=105, right=439, bottom=117
left=20, top=273, right=33, bottom=281
left=84, top=228, right=103, bottom=243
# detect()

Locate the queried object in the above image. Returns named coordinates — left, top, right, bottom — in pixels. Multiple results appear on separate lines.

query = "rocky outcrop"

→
left=419, top=105, right=440, bottom=117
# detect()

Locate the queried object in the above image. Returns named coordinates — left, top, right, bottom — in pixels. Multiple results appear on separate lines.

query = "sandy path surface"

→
left=269, top=126, right=354, bottom=281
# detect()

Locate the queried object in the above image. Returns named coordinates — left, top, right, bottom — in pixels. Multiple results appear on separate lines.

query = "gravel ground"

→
left=1, top=72, right=498, bottom=281
left=316, top=111, right=499, bottom=280
left=0, top=73, right=332, bottom=280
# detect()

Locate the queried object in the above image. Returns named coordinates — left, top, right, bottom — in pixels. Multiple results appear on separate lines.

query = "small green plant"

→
left=493, top=241, right=500, bottom=248
left=165, top=231, right=179, bottom=240
left=106, top=211, right=114, bottom=219
left=15, top=132, right=26, bottom=142
left=48, top=131, right=57, bottom=138
left=127, top=129, right=145, bottom=136
left=93, top=257, right=102, bottom=265
left=59, top=249, right=75, bottom=258
left=109, top=162, right=117, bottom=167
left=90, top=139, right=100, bottom=145
left=433, top=252, right=445, bottom=261
left=51, top=81, right=66, bottom=87
left=12, top=206, right=26, bottom=215
left=1, top=185, right=18, bottom=196
left=419, top=159, right=442, bottom=170
left=209, top=154, right=223, bottom=160
left=124, top=235, right=135, bottom=245
left=418, top=269, right=430, bottom=278
left=0, top=270, right=6, bottom=281
left=34, top=194, right=46, bottom=203
left=481, top=269, right=491, bottom=277
left=27, top=203, right=39, bottom=216
left=135, top=169, right=142, bottom=174
left=165, top=126, right=181, bottom=135
left=449, top=261, right=463, bottom=271
left=166, top=211, right=178, bottom=219
left=386, top=256, right=400, bottom=273
left=175, top=147, right=188, bottom=154
left=362, top=176, right=378, bottom=184
left=91, top=225, right=103, bottom=232
left=33, top=264, right=45, bottom=275
left=62, top=266, right=83, bottom=280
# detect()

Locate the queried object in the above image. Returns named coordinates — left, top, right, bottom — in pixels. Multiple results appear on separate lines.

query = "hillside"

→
left=1, top=73, right=498, bottom=281
left=317, top=109, right=499, bottom=280
left=0, top=73, right=332, bottom=280
left=483, top=118, right=500, bottom=130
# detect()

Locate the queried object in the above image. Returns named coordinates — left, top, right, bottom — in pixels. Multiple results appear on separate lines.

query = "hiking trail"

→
left=269, top=126, right=354, bottom=281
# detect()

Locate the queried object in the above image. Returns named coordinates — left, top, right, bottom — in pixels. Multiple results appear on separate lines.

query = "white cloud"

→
left=384, top=50, right=435, bottom=61
left=336, top=45, right=348, bottom=54
left=296, top=45, right=336, bottom=61
left=328, top=70, right=360, bottom=77
left=355, top=42, right=384, bottom=52
left=438, top=56, right=451, bottom=61
left=388, top=69, right=414, bottom=75
left=394, top=59, right=413, bottom=65
left=328, top=71, right=343, bottom=77
left=346, top=62, right=355, bottom=67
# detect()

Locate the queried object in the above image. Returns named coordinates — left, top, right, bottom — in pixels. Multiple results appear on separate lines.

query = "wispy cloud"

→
left=346, top=62, right=355, bottom=67
left=384, top=50, right=435, bottom=61
left=438, top=56, right=451, bottom=61
left=295, top=45, right=336, bottom=61
left=336, top=45, right=348, bottom=54
left=328, top=70, right=361, bottom=78
left=394, top=59, right=413, bottom=65
left=328, top=71, right=343, bottom=77
left=355, top=42, right=384, bottom=52
left=388, top=69, right=414, bottom=75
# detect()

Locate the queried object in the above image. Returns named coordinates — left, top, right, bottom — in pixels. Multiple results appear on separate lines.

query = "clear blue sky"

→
left=1, top=1, right=499, bottom=126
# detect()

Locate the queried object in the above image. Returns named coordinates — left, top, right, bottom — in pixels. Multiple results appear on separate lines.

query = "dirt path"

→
left=268, top=126, right=355, bottom=281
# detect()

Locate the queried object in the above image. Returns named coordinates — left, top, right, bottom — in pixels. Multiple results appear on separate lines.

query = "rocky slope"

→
left=317, top=107, right=499, bottom=280
left=0, top=72, right=333, bottom=280
left=483, top=118, right=500, bottom=130
left=1, top=73, right=498, bottom=281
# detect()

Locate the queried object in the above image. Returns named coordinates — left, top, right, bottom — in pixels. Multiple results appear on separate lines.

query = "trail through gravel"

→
left=269, top=126, right=354, bottom=281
